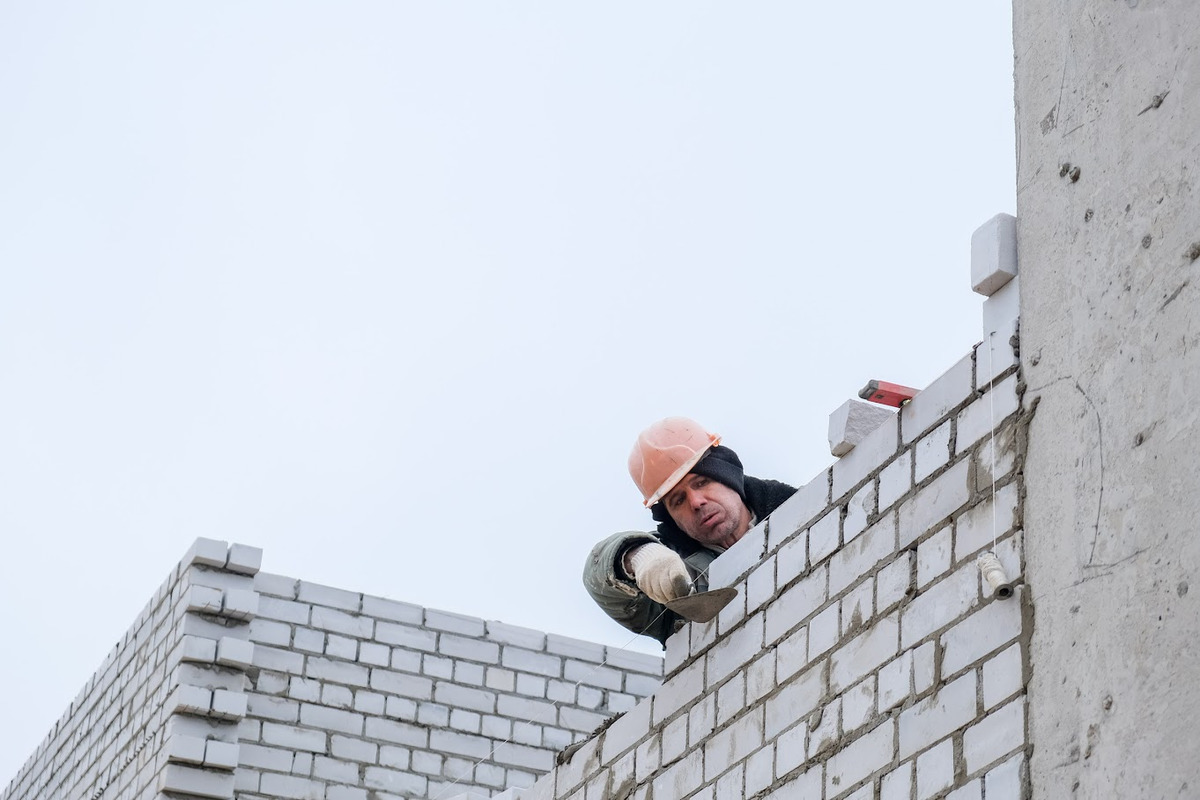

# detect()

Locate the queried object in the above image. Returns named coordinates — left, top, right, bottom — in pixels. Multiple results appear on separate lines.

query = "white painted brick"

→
left=293, top=627, right=324, bottom=653
left=661, top=713, right=689, bottom=763
left=829, top=399, right=896, bottom=457
left=914, top=641, right=936, bottom=693
left=249, top=619, right=290, bottom=647
left=976, top=319, right=1019, bottom=387
left=824, top=720, right=894, bottom=797
left=842, top=579, right=874, bottom=636
left=901, top=355, right=975, bottom=444
left=716, top=763, right=745, bottom=798
left=363, top=766, right=427, bottom=797
left=358, top=641, right=389, bottom=666
left=158, top=763, right=235, bottom=799
left=833, top=413, right=901, bottom=499
left=313, top=755, right=359, bottom=783
left=204, top=740, right=240, bottom=770
left=879, top=550, right=915, bottom=613
left=599, top=697, right=651, bottom=765
left=651, top=659, right=704, bottom=725
left=914, top=422, right=952, bottom=483
left=605, top=646, right=663, bottom=676
left=253, top=571, right=297, bottom=597
left=747, top=649, right=776, bottom=704
left=984, top=752, right=1025, bottom=799
left=249, top=692, right=299, bottom=722
left=899, top=458, right=971, bottom=548
left=166, top=684, right=212, bottom=716
left=262, top=723, right=326, bottom=755
left=809, top=508, right=841, bottom=565
left=917, top=525, right=952, bottom=589
left=957, top=373, right=1020, bottom=450
left=708, top=614, right=764, bottom=685
left=486, top=620, right=547, bottom=650
left=964, top=698, right=1025, bottom=774
left=878, top=450, right=913, bottom=512
left=902, top=562, right=979, bottom=648
left=970, top=213, right=1017, bottom=296
left=703, top=707, right=763, bottom=781
left=842, top=677, right=876, bottom=733
left=766, top=473, right=830, bottom=551
left=709, top=520, right=767, bottom=589
left=370, top=669, right=432, bottom=699
left=226, top=543, right=262, bottom=575
left=808, top=603, right=839, bottom=661
left=308, top=656, right=369, bottom=687
left=983, top=644, right=1024, bottom=709
left=775, top=719, right=808, bottom=776
left=765, top=564, right=827, bottom=645
left=830, top=613, right=898, bottom=694
left=217, top=637, right=254, bottom=669
left=456, top=661, right=485, bottom=686
left=376, top=621, right=436, bottom=652
left=898, top=672, right=977, bottom=759
left=916, top=737, right=953, bottom=799
left=185, top=538, right=229, bottom=568
left=716, top=580, right=748, bottom=635
left=878, top=650, right=913, bottom=714
left=635, top=734, right=662, bottom=783
left=765, top=661, right=825, bottom=739
left=624, top=672, right=661, bottom=697
left=954, top=482, right=1019, bottom=561
left=941, top=594, right=1023, bottom=676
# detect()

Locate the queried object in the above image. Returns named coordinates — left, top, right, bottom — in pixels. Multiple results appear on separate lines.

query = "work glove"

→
left=626, top=543, right=692, bottom=605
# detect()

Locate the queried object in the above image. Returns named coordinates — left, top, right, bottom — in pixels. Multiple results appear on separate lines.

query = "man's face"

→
left=662, top=473, right=753, bottom=549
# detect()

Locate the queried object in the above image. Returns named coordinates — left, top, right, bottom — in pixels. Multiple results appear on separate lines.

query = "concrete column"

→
left=1013, top=0, right=1200, bottom=796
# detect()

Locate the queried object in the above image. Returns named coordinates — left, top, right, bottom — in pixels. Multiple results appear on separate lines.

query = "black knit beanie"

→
left=650, top=445, right=747, bottom=523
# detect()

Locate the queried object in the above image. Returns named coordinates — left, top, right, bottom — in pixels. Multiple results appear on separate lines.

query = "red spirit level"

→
left=859, top=380, right=919, bottom=407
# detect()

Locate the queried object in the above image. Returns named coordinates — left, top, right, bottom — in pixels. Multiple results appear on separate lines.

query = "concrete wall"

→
left=1012, top=0, right=1200, bottom=797
left=522, top=333, right=1029, bottom=799
left=1, top=541, right=661, bottom=800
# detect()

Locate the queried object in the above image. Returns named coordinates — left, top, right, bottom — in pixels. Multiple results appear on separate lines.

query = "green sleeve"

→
left=581, top=531, right=684, bottom=646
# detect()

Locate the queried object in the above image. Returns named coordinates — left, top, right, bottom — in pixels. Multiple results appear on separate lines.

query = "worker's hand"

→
left=625, top=543, right=692, bottom=605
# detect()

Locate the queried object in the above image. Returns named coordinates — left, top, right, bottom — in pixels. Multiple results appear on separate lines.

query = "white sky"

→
left=0, top=1, right=1015, bottom=782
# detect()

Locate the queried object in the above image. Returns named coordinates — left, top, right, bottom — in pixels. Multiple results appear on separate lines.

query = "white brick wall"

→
left=524, top=338, right=1028, bottom=800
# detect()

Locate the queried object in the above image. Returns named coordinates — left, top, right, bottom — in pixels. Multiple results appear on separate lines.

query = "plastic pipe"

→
left=977, top=551, right=1014, bottom=599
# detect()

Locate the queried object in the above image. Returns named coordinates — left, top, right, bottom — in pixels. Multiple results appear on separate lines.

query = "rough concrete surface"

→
left=1013, top=0, right=1199, bottom=796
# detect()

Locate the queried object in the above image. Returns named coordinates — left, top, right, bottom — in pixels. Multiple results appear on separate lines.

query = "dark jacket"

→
left=582, top=475, right=797, bottom=645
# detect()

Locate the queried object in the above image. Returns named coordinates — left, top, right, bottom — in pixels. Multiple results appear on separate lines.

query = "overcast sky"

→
left=0, top=1, right=1015, bottom=782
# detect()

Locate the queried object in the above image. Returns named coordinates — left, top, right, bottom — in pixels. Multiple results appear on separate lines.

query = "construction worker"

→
left=583, top=417, right=796, bottom=645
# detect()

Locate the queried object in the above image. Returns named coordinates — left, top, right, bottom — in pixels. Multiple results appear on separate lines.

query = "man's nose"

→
left=688, top=490, right=707, bottom=510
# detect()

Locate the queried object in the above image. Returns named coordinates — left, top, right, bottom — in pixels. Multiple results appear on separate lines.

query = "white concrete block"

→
left=709, top=519, right=767, bottom=589
left=984, top=752, right=1026, bottom=799
left=983, top=644, right=1024, bottom=710
left=830, top=513, right=897, bottom=597
left=766, top=472, right=831, bottom=552
left=900, top=355, right=975, bottom=444
left=832, top=413, right=900, bottom=499
left=901, top=562, right=979, bottom=649
left=914, top=422, right=952, bottom=483
left=186, top=585, right=225, bottom=615
left=842, top=579, right=874, bottom=636
left=877, top=550, right=915, bottom=614
left=842, top=677, right=876, bottom=733
left=878, top=650, right=912, bottom=714
left=948, top=779, right=983, bottom=799
left=225, top=543, right=262, bottom=575
left=702, top=708, right=763, bottom=781
left=808, top=603, right=840, bottom=661
left=964, top=698, right=1025, bottom=774
left=844, top=481, right=876, bottom=544
left=221, top=588, right=259, bottom=621
left=774, top=720, right=809, bottom=777
left=956, top=373, right=1020, bottom=450
left=765, top=661, right=825, bottom=740
left=916, top=737, right=954, bottom=799
left=708, top=615, right=764, bottom=686
left=917, top=526, right=952, bottom=589
left=898, top=672, right=977, bottom=759
left=830, top=613, right=899, bottom=694
left=165, top=734, right=207, bottom=764
left=216, top=637, right=255, bottom=670
left=941, top=594, right=1023, bottom=676
left=829, top=399, right=897, bottom=457
left=824, top=721, right=894, bottom=797
left=210, top=689, right=248, bottom=720
left=976, top=319, right=1019, bottom=387
left=899, top=459, right=971, bottom=549
left=878, top=451, right=913, bottom=512
left=776, top=626, right=808, bottom=683
left=180, top=635, right=218, bottom=664
left=880, top=761, right=913, bottom=800
left=185, top=538, right=230, bottom=569
left=809, top=508, right=840, bottom=565
left=765, top=564, right=827, bottom=645
left=982, top=275, right=1020, bottom=337
left=970, top=213, right=1018, bottom=296
left=158, top=763, right=235, bottom=799
left=166, top=684, right=212, bottom=716
left=204, top=740, right=240, bottom=770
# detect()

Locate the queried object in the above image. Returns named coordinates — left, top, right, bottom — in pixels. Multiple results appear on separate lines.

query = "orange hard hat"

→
left=628, top=417, right=721, bottom=507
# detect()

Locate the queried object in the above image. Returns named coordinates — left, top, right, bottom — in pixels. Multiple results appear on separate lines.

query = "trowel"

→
left=665, top=587, right=738, bottom=623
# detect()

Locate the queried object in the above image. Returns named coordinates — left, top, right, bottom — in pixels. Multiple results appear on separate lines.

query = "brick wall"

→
left=521, top=333, right=1028, bottom=800
left=2, top=542, right=661, bottom=800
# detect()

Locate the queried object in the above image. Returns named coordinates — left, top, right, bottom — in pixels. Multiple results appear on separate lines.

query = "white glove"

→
left=626, top=543, right=692, bottom=604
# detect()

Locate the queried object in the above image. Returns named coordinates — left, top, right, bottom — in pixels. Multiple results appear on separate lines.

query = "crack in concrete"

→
left=1074, top=382, right=1106, bottom=566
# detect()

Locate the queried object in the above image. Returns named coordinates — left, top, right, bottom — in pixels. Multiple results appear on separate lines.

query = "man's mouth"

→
left=700, top=510, right=721, bottom=529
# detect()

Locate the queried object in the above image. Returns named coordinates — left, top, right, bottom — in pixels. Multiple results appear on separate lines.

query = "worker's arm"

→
left=582, top=531, right=685, bottom=646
